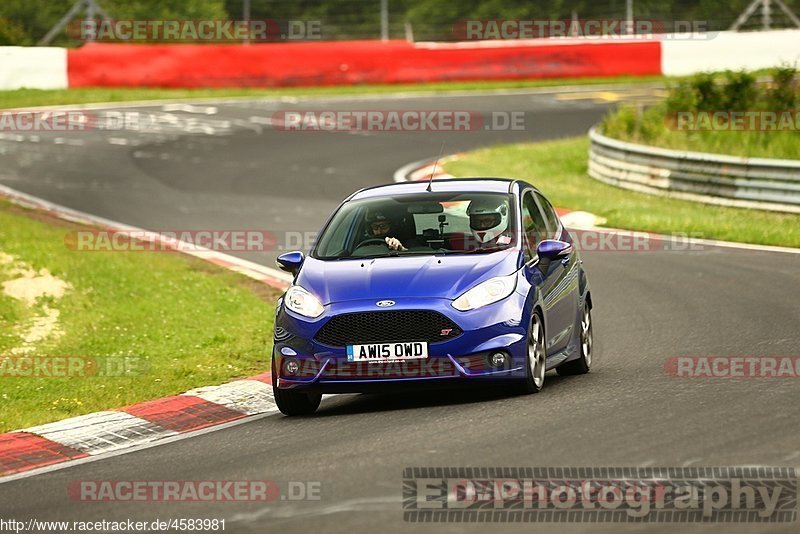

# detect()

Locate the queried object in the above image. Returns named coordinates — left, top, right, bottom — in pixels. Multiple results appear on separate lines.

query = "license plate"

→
left=346, top=342, right=429, bottom=362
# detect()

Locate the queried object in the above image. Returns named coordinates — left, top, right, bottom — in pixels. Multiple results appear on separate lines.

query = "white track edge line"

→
left=1, top=83, right=665, bottom=113
left=0, top=184, right=293, bottom=285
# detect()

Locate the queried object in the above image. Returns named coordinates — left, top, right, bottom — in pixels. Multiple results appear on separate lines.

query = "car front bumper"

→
left=272, top=294, right=531, bottom=392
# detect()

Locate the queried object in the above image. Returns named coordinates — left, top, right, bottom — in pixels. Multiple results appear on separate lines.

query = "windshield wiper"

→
left=345, top=253, right=393, bottom=260
left=461, top=245, right=512, bottom=254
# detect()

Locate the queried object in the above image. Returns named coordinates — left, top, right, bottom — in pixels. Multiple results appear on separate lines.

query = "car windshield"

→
left=313, top=192, right=517, bottom=260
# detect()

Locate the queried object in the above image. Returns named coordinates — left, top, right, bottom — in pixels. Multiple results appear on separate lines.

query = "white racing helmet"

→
left=467, top=197, right=509, bottom=244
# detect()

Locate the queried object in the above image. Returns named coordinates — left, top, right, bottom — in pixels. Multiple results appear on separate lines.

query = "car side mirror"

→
left=276, top=251, right=305, bottom=275
left=536, top=239, right=572, bottom=260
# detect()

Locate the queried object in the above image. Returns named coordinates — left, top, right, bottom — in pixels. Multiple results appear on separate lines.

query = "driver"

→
left=364, top=210, right=408, bottom=251
left=466, top=198, right=512, bottom=249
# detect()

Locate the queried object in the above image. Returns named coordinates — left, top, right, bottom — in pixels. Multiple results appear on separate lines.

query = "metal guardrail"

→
left=588, top=127, right=800, bottom=214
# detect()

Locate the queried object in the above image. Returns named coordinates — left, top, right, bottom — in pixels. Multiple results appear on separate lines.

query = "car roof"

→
left=349, top=178, right=533, bottom=201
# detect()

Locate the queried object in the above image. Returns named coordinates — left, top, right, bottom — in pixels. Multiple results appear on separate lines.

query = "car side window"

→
left=534, top=192, right=560, bottom=238
left=521, top=191, right=548, bottom=260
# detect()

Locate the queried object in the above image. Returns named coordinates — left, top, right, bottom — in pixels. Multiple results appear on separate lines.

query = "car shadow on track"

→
left=312, top=372, right=582, bottom=417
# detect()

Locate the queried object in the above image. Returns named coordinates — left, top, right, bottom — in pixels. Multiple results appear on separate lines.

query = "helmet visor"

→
left=470, top=212, right=501, bottom=231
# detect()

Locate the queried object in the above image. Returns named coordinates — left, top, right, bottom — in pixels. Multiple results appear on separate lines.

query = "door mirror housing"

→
left=276, top=251, right=305, bottom=274
left=536, top=239, right=573, bottom=260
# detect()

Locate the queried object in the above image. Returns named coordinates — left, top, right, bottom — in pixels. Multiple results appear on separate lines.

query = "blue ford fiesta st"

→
left=272, top=178, right=593, bottom=415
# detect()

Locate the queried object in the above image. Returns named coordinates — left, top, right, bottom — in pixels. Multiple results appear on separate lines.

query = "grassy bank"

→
left=600, top=68, right=800, bottom=159
left=446, top=136, right=800, bottom=248
left=0, top=200, right=280, bottom=432
left=601, top=102, right=799, bottom=159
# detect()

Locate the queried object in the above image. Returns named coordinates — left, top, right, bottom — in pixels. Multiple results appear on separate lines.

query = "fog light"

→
left=489, top=352, right=507, bottom=367
left=283, top=359, right=300, bottom=376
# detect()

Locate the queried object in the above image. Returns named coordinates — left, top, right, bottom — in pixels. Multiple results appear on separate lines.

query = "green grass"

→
left=601, top=103, right=800, bottom=159
left=0, top=76, right=666, bottom=109
left=0, top=200, right=280, bottom=432
left=0, top=290, right=27, bottom=354
left=446, top=136, right=800, bottom=248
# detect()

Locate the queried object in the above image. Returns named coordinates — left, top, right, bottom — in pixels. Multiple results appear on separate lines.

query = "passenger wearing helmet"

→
left=467, top=197, right=512, bottom=249
left=361, top=210, right=408, bottom=251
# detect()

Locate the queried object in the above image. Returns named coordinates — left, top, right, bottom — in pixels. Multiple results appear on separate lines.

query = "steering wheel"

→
left=354, top=238, right=389, bottom=249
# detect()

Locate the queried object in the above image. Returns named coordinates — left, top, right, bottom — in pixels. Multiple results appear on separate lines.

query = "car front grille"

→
left=314, top=310, right=462, bottom=347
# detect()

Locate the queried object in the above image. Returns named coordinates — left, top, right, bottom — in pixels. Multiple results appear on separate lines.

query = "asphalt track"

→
left=1, top=87, right=799, bottom=533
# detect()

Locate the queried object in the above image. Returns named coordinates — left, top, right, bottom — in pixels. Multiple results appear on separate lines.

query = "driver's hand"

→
left=385, top=237, right=407, bottom=251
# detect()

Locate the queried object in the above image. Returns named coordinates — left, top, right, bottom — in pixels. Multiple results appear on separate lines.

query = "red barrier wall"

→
left=67, top=39, right=661, bottom=88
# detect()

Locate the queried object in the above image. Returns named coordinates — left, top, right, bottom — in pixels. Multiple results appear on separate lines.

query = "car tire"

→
left=274, top=387, right=322, bottom=416
left=557, top=301, right=592, bottom=376
left=518, top=312, right=546, bottom=394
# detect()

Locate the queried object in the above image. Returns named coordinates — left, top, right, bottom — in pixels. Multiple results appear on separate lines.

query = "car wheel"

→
left=519, top=313, right=546, bottom=394
left=273, top=387, right=322, bottom=416
left=557, top=301, right=592, bottom=376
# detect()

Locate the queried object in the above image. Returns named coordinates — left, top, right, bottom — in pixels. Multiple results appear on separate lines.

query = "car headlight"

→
left=452, top=274, right=517, bottom=311
left=284, top=285, right=325, bottom=318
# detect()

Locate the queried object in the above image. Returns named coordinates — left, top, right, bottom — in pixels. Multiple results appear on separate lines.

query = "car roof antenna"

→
left=426, top=142, right=445, bottom=192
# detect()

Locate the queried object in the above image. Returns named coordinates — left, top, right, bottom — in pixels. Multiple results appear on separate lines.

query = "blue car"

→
left=272, top=178, right=593, bottom=415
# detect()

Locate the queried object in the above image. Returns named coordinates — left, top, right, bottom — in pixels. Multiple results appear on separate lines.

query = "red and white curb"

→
left=0, top=184, right=292, bottom=479
left=405, top=158, right=456, bottom=182
left=392, top=155, right=457, bottom=183
left=0, top=373, right=276, bottom=479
